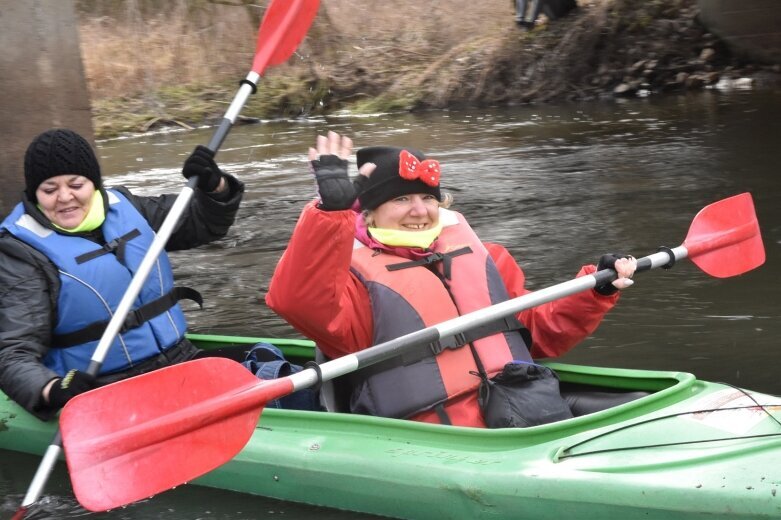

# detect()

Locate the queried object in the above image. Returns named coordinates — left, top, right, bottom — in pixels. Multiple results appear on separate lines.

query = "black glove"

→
left=595, top=253, right=631, bottom=296
left=182, top=145, right=223, bottom=192
left=47, top=369, right=97, bottom=410
left=311, top=155, right=365, bottom=211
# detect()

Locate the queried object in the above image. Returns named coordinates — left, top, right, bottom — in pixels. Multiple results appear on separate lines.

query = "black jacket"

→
left=0, top=176, right=244, bottom=419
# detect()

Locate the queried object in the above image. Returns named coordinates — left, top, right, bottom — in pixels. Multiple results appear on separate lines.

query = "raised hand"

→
left=309, top=131, right=374, bottom=211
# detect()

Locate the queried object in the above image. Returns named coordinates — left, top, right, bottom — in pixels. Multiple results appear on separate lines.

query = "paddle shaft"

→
left=21, top=164, right=198, bottom=512
left=20, top=8, right=284, bottom=512
left=60, top=245, right=680, bottom=457
left=81, top=244, right=684, bottom=455
left=16, top=1, right=322, bottom=515
left=208, top=72, right=260, bottom=151
left=276, top=245, right=686, bottom=394
left=79, top=0, right=314, bottom=363
left=21, top=66, right=253, bottom=503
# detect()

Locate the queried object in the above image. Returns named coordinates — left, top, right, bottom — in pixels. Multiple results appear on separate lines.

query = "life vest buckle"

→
left=429, top=332, right=467, bottom=355
left=121, top=309, right=143, bottom=332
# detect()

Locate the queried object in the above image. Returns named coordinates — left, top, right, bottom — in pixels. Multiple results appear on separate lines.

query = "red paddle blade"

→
left=252, top=0, right=320, bottom=75
left=60, top=358, right=294, bottom=512
left=684, top=192, right=765, bottom=278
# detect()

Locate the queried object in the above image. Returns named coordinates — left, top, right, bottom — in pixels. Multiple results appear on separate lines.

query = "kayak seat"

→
left=315, top=347, right=353, bottom=413
left=559, top=381, right=650, bottom=417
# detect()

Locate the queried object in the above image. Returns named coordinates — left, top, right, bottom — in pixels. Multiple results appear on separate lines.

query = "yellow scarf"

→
left=368, top=222, right=442, bottom=249
left=44, top=191, right=106, bottom=233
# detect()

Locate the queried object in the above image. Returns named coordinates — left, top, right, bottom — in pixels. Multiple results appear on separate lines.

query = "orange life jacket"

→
left=348, top=209, right=533, bottom=423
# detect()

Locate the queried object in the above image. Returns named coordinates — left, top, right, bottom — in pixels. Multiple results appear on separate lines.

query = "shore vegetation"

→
left=76, top=0, right=779, bottom=138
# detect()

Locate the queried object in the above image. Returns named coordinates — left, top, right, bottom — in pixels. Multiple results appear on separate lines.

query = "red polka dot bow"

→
left=398, top=150, right=441, bottom=187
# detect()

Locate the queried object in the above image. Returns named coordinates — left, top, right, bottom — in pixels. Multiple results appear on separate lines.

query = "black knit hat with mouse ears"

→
left=24, top=128, right=102, bottom=201
left=356, top=146, right=441, bottom=211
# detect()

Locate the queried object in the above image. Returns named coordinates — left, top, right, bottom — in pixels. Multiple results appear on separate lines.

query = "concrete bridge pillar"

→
left=697, top=0, right=781, bottom=64
left=0, top=0, right=94, bottom=216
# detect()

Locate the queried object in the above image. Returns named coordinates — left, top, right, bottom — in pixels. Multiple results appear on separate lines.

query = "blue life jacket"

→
left=1, top=190, right=191, bottom=376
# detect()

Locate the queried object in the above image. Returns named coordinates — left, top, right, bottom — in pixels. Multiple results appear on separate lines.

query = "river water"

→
left=2, top=89, right=780, bottom=518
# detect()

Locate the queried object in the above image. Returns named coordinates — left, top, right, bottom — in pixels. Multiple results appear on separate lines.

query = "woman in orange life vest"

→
left=266, top=131, right=637, bottom=428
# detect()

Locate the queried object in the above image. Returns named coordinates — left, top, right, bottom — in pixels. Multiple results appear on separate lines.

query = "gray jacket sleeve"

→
left=0, top=234, right=61, bottom=419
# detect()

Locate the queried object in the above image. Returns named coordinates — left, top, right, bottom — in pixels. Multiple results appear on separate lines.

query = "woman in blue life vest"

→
left=0, top=128, right=244, bottom=420
left=267, top=131, right=637, bottom=428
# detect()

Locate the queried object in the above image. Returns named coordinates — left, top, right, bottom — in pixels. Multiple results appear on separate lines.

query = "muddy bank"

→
left=80, top=0, right=780, bottom=138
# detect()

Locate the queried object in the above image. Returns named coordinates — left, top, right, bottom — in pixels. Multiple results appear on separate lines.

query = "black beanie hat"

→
left=24, top=128, right=102, bottom=201
left=356, top=146, right=442, bottom=211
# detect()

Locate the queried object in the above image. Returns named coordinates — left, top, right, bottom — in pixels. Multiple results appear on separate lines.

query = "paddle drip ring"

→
left=657, top=246, right=676, bottom=269
left=303, top=360, right=323, bottom=392
left=239, top=78, right=258, bottom=94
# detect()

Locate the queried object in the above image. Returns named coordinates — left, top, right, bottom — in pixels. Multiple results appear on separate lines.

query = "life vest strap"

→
left=434, top=404, right=452, bottom=425
left=75, top=228, right=142, bottom=265
left=386, top=246, right=472, bottom=279
left=52, top=286, right=203, bottom=348
left=357, top=315, right=528, bottom=378
left=430, top=315, right=527, bottom=356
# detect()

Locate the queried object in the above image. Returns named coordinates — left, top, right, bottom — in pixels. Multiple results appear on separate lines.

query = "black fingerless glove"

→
left=312, top=155, right=362, bottom=211
left=352, top=173, right=369, bottom=196
left=182, top=145, right=223, bottom=192
left=595, top=253, right=630, bottom=296
left=47, top=369, right=97, bottom=410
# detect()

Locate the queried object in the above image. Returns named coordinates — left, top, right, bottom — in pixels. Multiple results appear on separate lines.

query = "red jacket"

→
left=266, top=202, right=620, bottom=427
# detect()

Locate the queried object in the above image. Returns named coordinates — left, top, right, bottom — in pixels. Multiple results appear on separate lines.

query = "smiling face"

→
left=369, top=193, right=440, bottom=231
left=35, top=175, right=96, bottom=229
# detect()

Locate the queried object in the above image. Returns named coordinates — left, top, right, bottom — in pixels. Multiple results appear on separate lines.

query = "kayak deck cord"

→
left=557, top=383, right=781, bottom=460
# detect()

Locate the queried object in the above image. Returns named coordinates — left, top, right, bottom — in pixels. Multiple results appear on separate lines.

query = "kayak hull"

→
left=1, top=334, right=780, bottom=519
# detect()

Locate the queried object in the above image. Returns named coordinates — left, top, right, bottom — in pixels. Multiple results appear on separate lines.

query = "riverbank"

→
left=79, top=0, right=781, bottom=139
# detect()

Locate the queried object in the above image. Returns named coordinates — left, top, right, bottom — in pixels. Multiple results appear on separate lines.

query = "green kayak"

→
left=2, top=333, right=780, bottom=519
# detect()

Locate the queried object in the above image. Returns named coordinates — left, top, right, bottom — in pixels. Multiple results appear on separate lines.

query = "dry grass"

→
left=78, top=0, right=513, bottom=101
left=77, top=0, right=724, bottom=136
left=79, top=1, right=258, bottom=99
left=76, top=0, right=523, bottom=134
left=302, top=0, right=514, bottom=108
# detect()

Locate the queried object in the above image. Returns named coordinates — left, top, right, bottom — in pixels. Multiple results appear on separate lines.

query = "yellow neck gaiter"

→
left=44, top=190, right=106, bottom=233
left=368, top=222, right=442, bottom=249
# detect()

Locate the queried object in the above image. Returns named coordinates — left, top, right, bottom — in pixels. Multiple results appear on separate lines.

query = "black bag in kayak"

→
left=477, top=361, right=573, bottom=428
